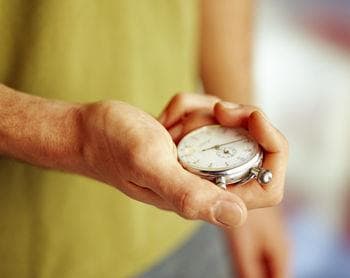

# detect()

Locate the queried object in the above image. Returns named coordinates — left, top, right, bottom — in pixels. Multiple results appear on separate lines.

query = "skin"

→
left=159, top=93, right=288, bottom=210
left=159, top=93, right=290, bottom=278
left=0, top=0, right=289, bottom=276
left=0, top=84, right=287, bottom=227
left=0, top=85, right=245, bottom=227
left=200, top=1, right=290, bottom=276
left=0, top=86, right=289, bottom=278
left=200, top=0, right=253, bottom=103
left=225, top=208, right=290, bottom=278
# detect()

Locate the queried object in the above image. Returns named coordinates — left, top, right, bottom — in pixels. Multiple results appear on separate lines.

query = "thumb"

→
left=214, top=101, right=258, bottom=128
left=155, top=165, right=248, bottom=228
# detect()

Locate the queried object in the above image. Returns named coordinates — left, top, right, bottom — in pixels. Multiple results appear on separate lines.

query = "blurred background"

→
left=254, top=0, right=350, bottom=277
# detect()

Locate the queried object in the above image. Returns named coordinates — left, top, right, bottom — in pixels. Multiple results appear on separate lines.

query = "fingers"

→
left=248, top=112, right=287, bottom=207
left=260, top=232, right=290, bottom=278
left=248, top=111, right=288, bottom=154
left=267, top=249, right=290, bottom=278
left=215, top=101, right=288, bottom=209
left=214, top=101, right=257, bottom=128
left=241, top=111, right=287, bottom=208
left=159, top=93, right=219, bottom=128
left=148, top=164, right=248, bottom=228
left=225, top=207, right=290, bottom=278
left=159, top=97, right=288, bottom=214
left=226, top=226, right=267, bottom=278
left=215, top=102, right=288, bottom=154
left=168, top=110, right=217, bottom=143
left=235, top=249, right=287, bottom=278
left=234, top=255, right=266, bottom=278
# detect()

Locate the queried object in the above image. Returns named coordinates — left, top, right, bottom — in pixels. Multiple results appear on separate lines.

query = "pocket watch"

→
left=177, top=125, right=272, bottom=190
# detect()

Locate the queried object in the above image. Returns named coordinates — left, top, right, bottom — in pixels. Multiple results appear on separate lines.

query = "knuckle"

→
left=275, top=130, right=289, bottom=155
left=282, top=134, right=289, bottom=151
left=173, top=92, right=189, bottom=104
left=176, top=189, right=198, bottom=220
left=266, top=189, right=284, bottom=206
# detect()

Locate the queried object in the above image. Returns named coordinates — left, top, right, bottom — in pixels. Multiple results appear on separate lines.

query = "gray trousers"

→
left=138, top=224, right=234, bottom=278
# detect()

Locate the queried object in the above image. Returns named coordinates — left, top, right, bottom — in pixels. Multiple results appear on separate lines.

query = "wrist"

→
left=0, top=84, right=85, bottom=173
left=44, top=101, right=86, bottom=173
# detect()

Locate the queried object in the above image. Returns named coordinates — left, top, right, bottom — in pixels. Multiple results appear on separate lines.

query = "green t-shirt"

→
left=0, top=1, right=199, bottom=277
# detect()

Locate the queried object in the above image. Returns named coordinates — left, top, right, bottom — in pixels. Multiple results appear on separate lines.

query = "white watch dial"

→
left=177, top=125, right=260, bottom=172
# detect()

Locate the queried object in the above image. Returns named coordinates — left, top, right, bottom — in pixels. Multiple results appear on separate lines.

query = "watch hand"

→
left=201, top=138, right=245, bottom=152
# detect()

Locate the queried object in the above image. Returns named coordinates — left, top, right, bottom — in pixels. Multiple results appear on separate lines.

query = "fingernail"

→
left=169, top=124, right=183, bottom=140
left=252, top=110, right=268, bottom=121
left=220, top=101, right=242, bottom=110
left=212, top=201, right=243, bottom=227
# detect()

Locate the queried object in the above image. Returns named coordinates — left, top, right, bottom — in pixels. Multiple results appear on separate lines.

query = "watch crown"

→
left=258, top=169, right=273, bottom=184
left=250, top=167, right=273, bottom=185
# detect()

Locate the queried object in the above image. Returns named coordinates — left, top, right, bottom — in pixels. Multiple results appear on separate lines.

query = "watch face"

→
left=177, top=125, right=260, bottom=172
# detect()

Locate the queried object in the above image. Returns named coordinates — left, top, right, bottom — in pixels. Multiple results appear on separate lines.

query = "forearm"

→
left=200, top=0, right=253, bottom=104
left=0, top=84, right=83, bottom=172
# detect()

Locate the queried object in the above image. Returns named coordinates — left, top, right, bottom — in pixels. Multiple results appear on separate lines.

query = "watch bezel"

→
left=181, top=150, right=263, bottom=185
left=177, top=125, right=264, bottom=185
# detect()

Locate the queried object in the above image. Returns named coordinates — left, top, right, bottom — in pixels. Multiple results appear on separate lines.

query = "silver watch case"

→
left=180, top=148, right=263, bottom=187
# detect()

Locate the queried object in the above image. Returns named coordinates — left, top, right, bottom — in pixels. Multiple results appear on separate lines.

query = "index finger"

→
left=214, top=102, right=288, bottom=209
left=159, top=93, right=219, bottom=128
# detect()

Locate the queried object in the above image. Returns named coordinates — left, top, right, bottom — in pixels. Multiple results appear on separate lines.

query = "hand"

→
left=159, top=93, right=220, bottom=143
left=225, top=208, right=290, bottom=278
left=77, top=100, right=248, bottom=227
left=159, top=93, right=289, bottom=210
left=0, top=85, right=248, bottom=228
